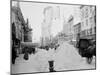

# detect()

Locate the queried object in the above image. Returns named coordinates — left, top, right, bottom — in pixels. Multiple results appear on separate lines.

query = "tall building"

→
left=73, top=22, right=81, bottom=41
left=12, top=4, right=25, bottom=42
left=80, top=5, right=96, bottom=39
left=41, top=6, right=62, bottom=46
left=63, top=15, right=74, bottom=41
left=12, top=1, right=32, bottom=53
left=24, top=18, right=32, bottom=42
left=52, top=6, right=63, bottom=37
left=12, top=2, right=25, bottom=54
left=53, top=6, right=60, bottom=20
left=41, top=6, right=53, bottom=46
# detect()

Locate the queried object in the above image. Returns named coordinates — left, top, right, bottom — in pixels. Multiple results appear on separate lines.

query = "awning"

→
left=21, top=42, right=39, bottom=47
left=80, top=34, right=95, bottom=40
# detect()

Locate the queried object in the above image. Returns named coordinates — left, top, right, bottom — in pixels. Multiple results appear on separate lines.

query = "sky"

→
left=12, top=1, right=81, bottom=43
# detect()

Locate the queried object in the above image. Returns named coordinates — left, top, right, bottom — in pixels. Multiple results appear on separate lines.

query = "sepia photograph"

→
left=11, top=0, right=96, bottom=74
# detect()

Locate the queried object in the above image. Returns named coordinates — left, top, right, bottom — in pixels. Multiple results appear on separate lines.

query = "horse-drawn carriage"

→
left=76, top=38, right=96, bottom=64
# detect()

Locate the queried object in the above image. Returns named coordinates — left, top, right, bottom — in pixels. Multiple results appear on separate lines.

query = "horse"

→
left=77, top=39, right=96, bottom=64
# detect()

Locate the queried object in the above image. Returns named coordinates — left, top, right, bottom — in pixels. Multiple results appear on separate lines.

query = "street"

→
left=11, top=41, right=96, bottom=74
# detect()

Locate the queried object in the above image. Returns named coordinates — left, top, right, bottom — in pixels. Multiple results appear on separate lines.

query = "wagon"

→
left=77, top=38, right=96, bottom=64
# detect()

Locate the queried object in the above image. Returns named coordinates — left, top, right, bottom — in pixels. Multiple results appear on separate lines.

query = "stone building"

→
left=80, top=5, right=96, bottom=39
left=24, top=18, right=32, bottom=42
left=73, top=22, right=81, bottom=41
left=41, top=6, right=53, bottom=46
left=11, top=2, right=32, bottom=53
left=63, top=15, right=74, bottom=41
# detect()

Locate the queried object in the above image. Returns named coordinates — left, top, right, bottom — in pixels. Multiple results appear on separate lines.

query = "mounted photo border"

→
left=10, top=0, right=96, bottom=75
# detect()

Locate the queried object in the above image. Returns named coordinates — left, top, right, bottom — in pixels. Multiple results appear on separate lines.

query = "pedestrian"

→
left=23, top=47, right=29, bottom=60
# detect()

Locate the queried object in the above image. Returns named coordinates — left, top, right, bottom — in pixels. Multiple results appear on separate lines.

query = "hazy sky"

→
left=12, top=1, right=80, bottom=43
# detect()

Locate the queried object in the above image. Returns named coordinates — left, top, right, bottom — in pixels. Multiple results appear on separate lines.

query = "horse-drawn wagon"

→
left=76, top=38, right=96, bottom=64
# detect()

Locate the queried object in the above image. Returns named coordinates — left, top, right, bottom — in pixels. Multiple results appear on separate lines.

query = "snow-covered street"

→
left=11, top=41, right=96, bottom=74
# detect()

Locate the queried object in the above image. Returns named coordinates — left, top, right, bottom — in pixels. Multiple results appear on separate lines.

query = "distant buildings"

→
left=63, top=15, right=74, bottom=41
left=80, top=5, right=96, bottom=39
left=41, top=5, right=96, bottom=46
left=41, top=6, right=53, bottom=46
left=67, top=15, right=74, bottom=36
left=52, top=6, right=62, bottom=36
left=24, top=19, right=32, bottom=42
left=73, top=22, right=81, bottom=41
left=41, top=6, right=62, bottom=46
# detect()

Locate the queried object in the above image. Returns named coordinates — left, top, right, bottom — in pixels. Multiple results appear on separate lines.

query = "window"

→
left=81, top=9, right=84, bottom=20
left=86, top=19, right=88, bottom=26
left=90, top=6, right=93, bottom=15
left=89, top=17, right=92, bottom=27
left=81, top=22, right=84, bottom=27
left=90, top=28, right=92, bottom=35
left=92, top=7, right=95, bottom=16
left=85, top=7, right=88, bottom=18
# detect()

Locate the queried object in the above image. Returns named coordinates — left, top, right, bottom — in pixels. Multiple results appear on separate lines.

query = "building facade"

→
left=41, top=6, right=64, bottom=46
left=11, top=2, right=32, bottom=53
left=63, top=15, right=74, bottom=41
left=73, top=22, right=81, bottom=41
left=80, top=5, right=96, bottom=39
left=41, top=6, right=53, bottom=46
left=24, top=18, right=32, bottom=42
